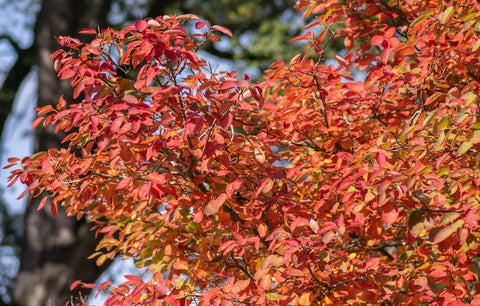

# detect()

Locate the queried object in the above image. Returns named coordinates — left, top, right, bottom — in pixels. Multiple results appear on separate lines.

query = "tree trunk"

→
left=13, top=1, right=112, bottom=305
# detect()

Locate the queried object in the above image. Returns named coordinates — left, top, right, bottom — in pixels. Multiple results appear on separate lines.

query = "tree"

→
left=8, top=0, right=480, bottom=304
left=0, top=1, right=306, bottom=305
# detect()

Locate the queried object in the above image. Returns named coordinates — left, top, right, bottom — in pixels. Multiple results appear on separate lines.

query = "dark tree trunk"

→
left=13, top=1, right=113, bottom=305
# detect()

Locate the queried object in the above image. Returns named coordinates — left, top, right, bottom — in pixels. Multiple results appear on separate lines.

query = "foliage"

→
left=6, top=0, right=480, bottom=304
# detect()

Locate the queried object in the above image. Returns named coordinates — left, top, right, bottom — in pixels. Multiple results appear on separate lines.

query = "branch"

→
left=0, top=35, right=23, bottom=54
left=0, top=44, right=35, bottom=139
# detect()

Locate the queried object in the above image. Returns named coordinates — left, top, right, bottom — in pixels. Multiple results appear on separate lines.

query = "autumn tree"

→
left=7, top=0, right=480, bottom=304
left=0, top=1, right=305, bottom=305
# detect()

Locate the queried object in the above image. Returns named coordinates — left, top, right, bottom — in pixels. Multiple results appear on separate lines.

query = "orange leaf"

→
left=382, top=203, right=399, bottom=226
left=7, top=157, right=20, bottom=163
left=31, top=117, right=45, bottom=129
left=371, top=35, right=384, bottom=46
left=231, top=279, right=250, bottom=294
left=210, top=25, right=233, bottom=37
left=173, top=260, right=189, bottom=270
left=37, top=197, right=48, bottom=211
left=204, top=193, right=227, bottom=216
left=79, top=28, right=97, bottom=35
left=116, top=177, right=132, bottom=190
left=299, top=291, right=313, bottom=305
left=433, top=220, right=464, bottom=244
left=294, top=0, right=309, bottom=10
left=206, top=33, right=221, bottom=42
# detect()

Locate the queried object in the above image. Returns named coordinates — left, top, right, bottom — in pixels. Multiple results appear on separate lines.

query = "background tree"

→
left=0, top=0, right=307, bottom=305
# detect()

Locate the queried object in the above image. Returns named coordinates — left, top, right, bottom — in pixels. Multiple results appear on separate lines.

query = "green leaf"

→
left=462, top=91, right=477, bottom=106
left=408, top=209, right=424, bottom=238
left=473, top=38, right=480, bottom=52
left=472, top=131, right=480, bottom=144
left=440, top=7, right=455, bottom=24
left=425, top=92, right=445, bottom=106
left=440, top=212, right=461, bottom=225
left=458, top=141, right=472, bottom=155
left=96, top=254, right=107, bottom=266
left=186, top=222, right=201, bottom=233
left=266, top=293, right=283, bottom=301
left=433, top=131, right=447, bottom=151
left=423, top=110, right=438, bottom=128
left=411, top=10, right=435, bottom=27
left=437, top=117, right=449, bottom=130
left=436, top=167, right=449, bottom=177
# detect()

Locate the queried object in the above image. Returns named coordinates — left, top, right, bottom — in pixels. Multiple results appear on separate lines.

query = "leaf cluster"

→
left=7, top=0, right=480, bottom=304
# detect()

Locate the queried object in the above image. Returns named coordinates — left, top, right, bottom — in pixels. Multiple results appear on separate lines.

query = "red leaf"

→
left=202, top=288, right=221, bottom=305
left=256, top=178, right=274, bottom=197
left=50, top=201, right=57, bottom=217
left=206, top=33, right=221, bottom=42
left=294, top=0, right=310, bottom=10
left=335, top=55, right=349, bottom=71
left=371, top=35, right=384, bottom=46
left=110, top=117, right=124, bottom=132
left=81, top=283, right=96, bottom=289
left=97, top=280, right=112, bottom=291
left=433, top=194, right=446, bottom=206
left=41, top=157, right=54, bottom=175
left=16, top=188, right=30, bottom=200
left=220, top=112, right=233, bottom=129
left=116, top=177, right=132, bottom=190
left=291, top=31, right=312, bottom=42
left=382, top=203, right=399, bottom=226
left=195, top=21, right=209, bottom=29
left=135, top=20, right=147, bottom=32
left=70, top=280, right=82, bottom=291
left=146, top=172, right=169, bottom=185
left=210, top=25, right=233, bottom=37
left=380, top=46, right=391, bottom=64
left=268, top=60, right=284, bottom=69
left=124, top=275, right=142, bottom=285
left=138, top=183, right=152, bottom=199
left=376, top=151, right=387, bottom=168
left=220, top=81, right=236, bottom=91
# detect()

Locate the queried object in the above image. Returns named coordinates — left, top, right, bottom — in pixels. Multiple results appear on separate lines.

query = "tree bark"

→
left=13, top=1, right=112, bottom=305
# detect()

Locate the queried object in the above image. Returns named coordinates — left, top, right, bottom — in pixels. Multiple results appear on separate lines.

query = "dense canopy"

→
left=7, top=0, right=480, bottom=304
